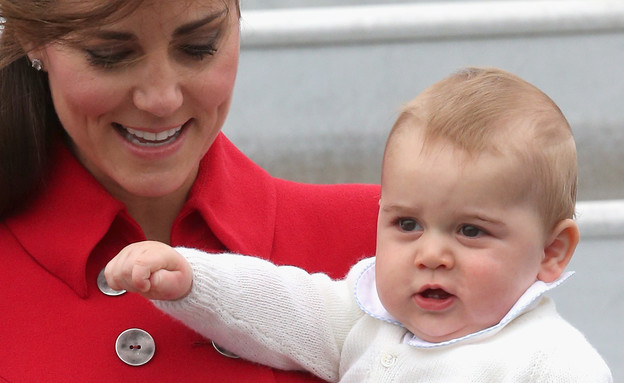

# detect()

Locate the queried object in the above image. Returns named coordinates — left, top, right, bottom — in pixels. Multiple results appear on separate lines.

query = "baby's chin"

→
left=412, top=329, right=463, bottom=344
left=408, top=322, right=494, bottom=344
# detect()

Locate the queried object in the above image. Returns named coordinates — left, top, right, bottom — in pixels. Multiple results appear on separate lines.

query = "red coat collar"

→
left=5, top=133, right=276, bottom=297
left=181, top=133, right=277, bottom=256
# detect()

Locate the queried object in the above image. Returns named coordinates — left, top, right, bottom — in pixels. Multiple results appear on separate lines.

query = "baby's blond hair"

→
left=384, top=67, right=577, bottom=231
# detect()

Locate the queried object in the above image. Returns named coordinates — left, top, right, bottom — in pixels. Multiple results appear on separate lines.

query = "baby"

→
left=106, top=67, right=612, bottom=382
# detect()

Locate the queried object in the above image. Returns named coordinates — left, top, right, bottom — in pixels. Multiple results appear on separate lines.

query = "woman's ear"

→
left=18, top=39, right=47, bottom=69
left=25, top=46, right=44, bottom=61
left=538, top=218, right=580, bottom=282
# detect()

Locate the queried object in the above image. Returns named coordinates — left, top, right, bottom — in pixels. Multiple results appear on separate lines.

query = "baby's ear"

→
left=538, top=219, right=580, bottom=282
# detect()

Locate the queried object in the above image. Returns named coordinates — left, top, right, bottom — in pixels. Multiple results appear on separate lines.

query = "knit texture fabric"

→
left=154, top=250, right=613, bottom=383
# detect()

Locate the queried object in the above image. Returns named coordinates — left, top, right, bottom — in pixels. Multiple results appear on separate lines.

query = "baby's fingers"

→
left=104, top=257, right=127, bottom=291
left=130, top=263, right=153, bottom=293
left=138, top=261, right=192, bottom=301
left=104, top=257, right=144, bottom=293
left=104, top=242, right=159, bottom=292
left=105, top=241, right=192, bottom=300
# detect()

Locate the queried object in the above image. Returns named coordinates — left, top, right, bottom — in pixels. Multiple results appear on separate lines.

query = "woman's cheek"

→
left=55, top=75, right=125, bottom=119
left=44, top=52, right=119, bottom=118
left=196, top=63, right=237, bottom=107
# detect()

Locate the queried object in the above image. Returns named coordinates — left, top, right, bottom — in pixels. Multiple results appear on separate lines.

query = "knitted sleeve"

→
left=153, top=248, right=367, bottom=382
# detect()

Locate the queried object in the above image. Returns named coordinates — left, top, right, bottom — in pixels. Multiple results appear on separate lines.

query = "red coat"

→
left=0, top=133, right=379, bottom=382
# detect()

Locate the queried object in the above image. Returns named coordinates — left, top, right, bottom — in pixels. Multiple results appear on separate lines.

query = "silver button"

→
left=97, top=267, right=126, bottom=296
left=212, top=340, right=239, bottom=359
left=380, top=353, right=397, bottom=368
left=115, top=328, right=156, bottom=366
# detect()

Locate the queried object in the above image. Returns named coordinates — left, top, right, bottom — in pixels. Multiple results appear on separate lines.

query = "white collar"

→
left=353, top=258, right=573, bottom=349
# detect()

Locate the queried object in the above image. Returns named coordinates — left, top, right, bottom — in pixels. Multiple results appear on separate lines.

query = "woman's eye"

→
left=180, top=44, right=217, bottom=60
left=460, top=225, right=483, bottom=238
left=86, top=49, right=133, bottom=68
left=398, top=218, right=421, bottom=232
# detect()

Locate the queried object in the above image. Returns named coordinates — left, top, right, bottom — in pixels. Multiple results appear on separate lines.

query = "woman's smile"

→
left=112, top=120, right=190, bottom=148
left=114, top=123, right=186, bottom=147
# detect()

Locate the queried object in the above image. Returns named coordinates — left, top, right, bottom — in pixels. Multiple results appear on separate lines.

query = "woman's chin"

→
left=105, top=171, right=196, bottom=203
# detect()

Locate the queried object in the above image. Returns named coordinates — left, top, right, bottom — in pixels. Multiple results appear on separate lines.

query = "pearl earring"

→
left=31, top=58, right=43, bottom=71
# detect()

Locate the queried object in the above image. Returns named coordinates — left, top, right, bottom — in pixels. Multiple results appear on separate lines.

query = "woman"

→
left=0, top=1, right=379, bottom=381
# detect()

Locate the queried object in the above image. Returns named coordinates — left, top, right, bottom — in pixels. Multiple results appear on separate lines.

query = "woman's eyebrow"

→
left=173, top=10, right=227, bottom=37
left=86, top=10, right=227, bottom=41
left=91, top=31, right=136, bottom=42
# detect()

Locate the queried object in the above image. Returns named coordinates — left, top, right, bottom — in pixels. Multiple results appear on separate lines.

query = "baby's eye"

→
left=398, top=218, right=422, bottom=232
left=459, top=225, right=484, bottom=238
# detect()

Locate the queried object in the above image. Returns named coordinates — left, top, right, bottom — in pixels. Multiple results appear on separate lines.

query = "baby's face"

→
left=375, top=129, right=548, bottom=343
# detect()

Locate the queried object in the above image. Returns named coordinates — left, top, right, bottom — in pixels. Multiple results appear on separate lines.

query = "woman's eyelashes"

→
left=85, top=48, right=134, bottom=69
left=84, top=41, right=218, bottom=69
left=178, top=43, right=218, bottom=60
left=176, top=29, right=221, bottom=61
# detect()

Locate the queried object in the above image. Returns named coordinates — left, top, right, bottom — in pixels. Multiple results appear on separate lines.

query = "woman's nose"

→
left=413, top=233, right=455, bottom=270
left=133, top=59, right=183, bottom=117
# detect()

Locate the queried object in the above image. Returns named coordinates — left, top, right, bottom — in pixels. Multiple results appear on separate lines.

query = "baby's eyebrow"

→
left=380, top=204, right=421, bottom=215
left=466, top=214, right=506, bottom=227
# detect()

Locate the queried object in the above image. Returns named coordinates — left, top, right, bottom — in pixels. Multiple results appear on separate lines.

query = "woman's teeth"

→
left=119, top=124, right=183, bottom=146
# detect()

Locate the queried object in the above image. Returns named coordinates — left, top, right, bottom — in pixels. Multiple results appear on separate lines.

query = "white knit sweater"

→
left=154, top=249, right=612, bottom=382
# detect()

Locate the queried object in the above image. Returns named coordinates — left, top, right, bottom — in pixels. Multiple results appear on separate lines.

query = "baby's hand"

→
left=105, top=241, right=193, bottom=301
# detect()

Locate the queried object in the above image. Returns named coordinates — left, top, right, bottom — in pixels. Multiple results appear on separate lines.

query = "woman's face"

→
left=38, top=0, right=240, bottom=200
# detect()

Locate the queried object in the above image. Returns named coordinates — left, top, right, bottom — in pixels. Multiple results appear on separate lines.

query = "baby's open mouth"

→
left=414, top=287, right=456, bottom=311
left=419, top=288, right=453, bottom=300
